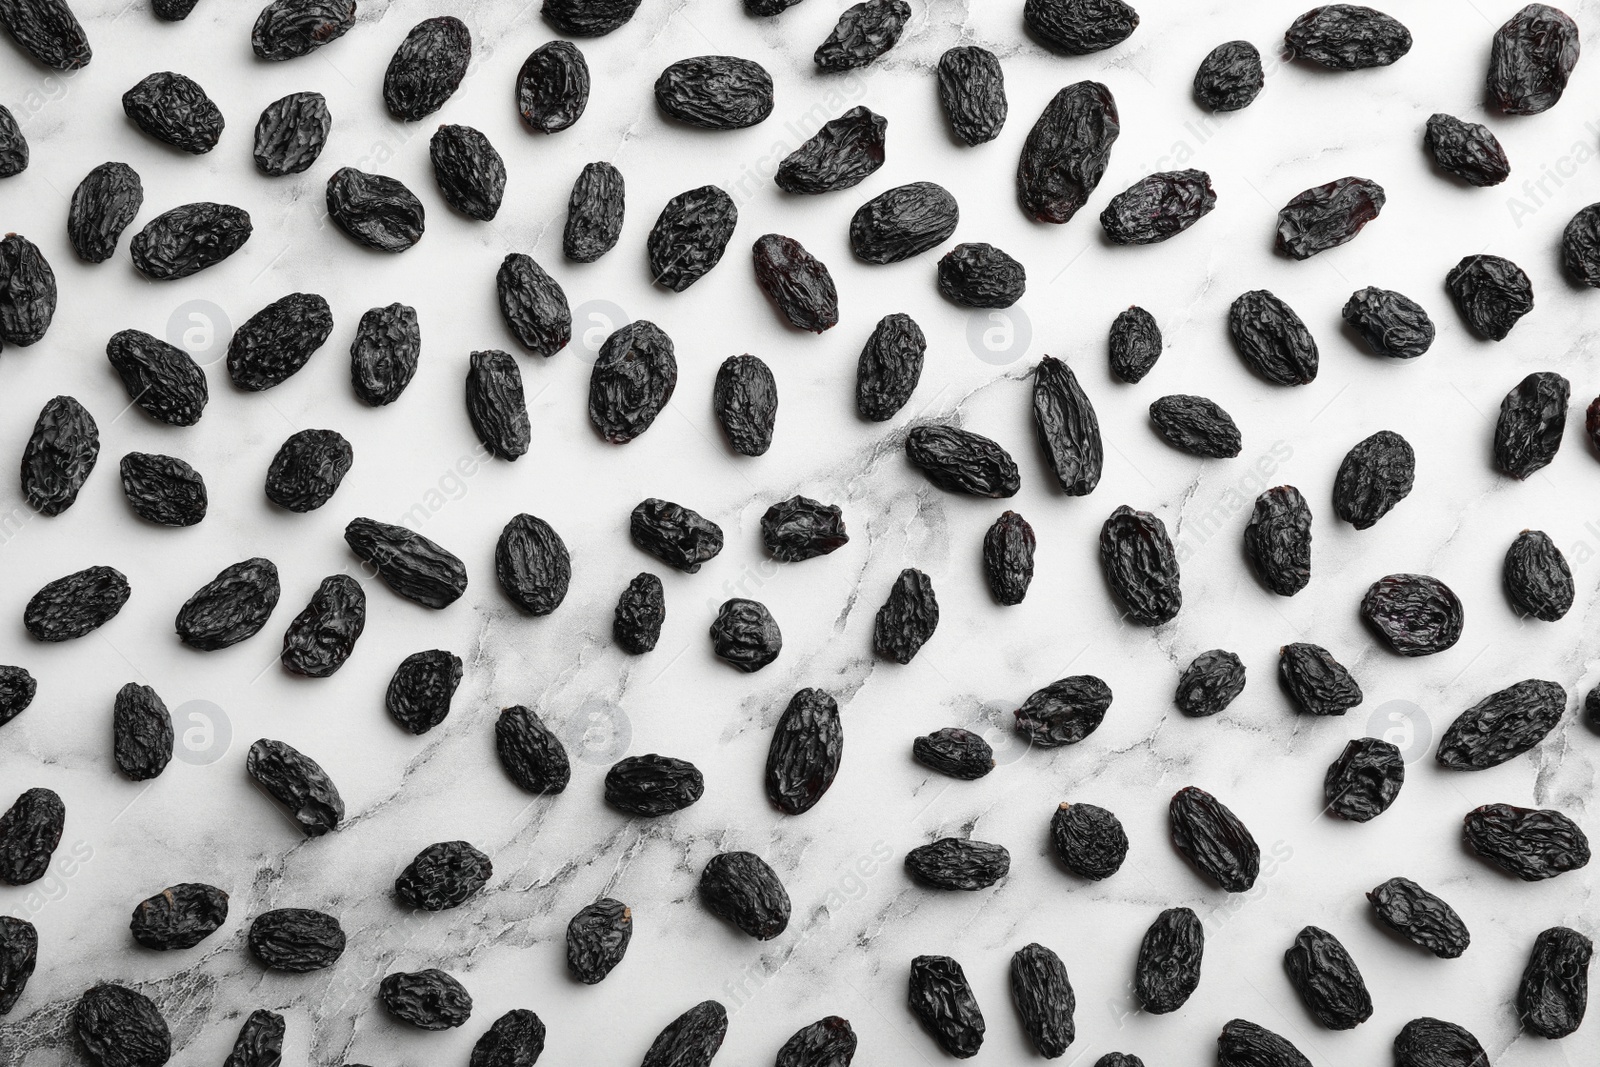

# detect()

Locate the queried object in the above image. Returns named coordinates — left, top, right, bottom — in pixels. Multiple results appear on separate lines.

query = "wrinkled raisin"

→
left=431, top=125, right=506, bottom=221
left=873, top=567, right=938, bottom=663
left=850, top=182, right=958, bottom=263
left=381, top=969, right=472, bottom=1030
left=906, top=424, right=1020, bottom=497
left=1017, top=81, right=1118, bottom=223
left=983, top=510, right=1035, bottom=605
left=1517, top=926, right=1591, bottom=1038
left=564, top=161, right=624, bottom=262
left=1368, top=877, right=1470, bottom=958
left=908, top=955, right=984, bottom=1059
left=1324, top=737, right=1403, bottom=821
left=1488, top=3, right=1579, bottom=114
left=710, top=598, right=782, bottom=672
left=814, top=0, right=909, bottom=71
left=1101, top=170, right=1216, bottom=244
left=591, top=321, right=677, bottom=443
left=129, top=882, right=227, bottom=951
left=1175, top=650, right=1246, bottom=717
left=775, top=106, right=885, bottom=194
left=1016, top=675, right=1112, bottom=747
left=1360, top=573, right=1463, bottom=657
left=175, top=558, right=279, bottom=651
left=1504, top=529, right=1573, bottom=621
left=518, top=40, right=589, bottom=134
left=1194, top=40, right=1263, bottom=110
left=265, top=429, right=351, bottom=513
left=251, top=0, right=354, bottom=61
left=937, top=243, right=1026, bottom=308
left=494, top=705, right=570, bottom=794
left=1099, top=505, right=1180, bottom=624
left=0, top=787, right=64, bottom=885
left=106, top=329, right=207, bottom=425
left=567, top=899, right=630, bottom=984
left=713, top=354, right=777, bottom=456
left=1279, top=642, right=1362, bottom=715
left=856, top=312, right=925, bottom=421
left=384, top=17, right=470, bottom=121
left=253, top=91, right=330, bottom=176
left=21, top=394, right=99, bottom=516
left=1136, top=907, right=1203, bottom=1014
left=228, top=292, right=333, bottom=391
left=280, top=575, right=364, bottom=677
left=604, top=754, right=703, bottom=816
left=68, top=161, right=143, bottom=262
left=395, top=840, right=491, bottom=910
left=130, top=202, right=252, bottom=280
left=906, top=838, right=1010, bottom=891
left=1423, top=113, right=1509, bottom=187
left=1436, top=678, right=1564, bottom=770
left=1108, top=305, right=1161, bottom=383
left=497, top=253, right=571, bottom=356
left=121, top=71, right=223, bottom=154
left=25, top=566, right=129, bottom=642
left=344, top=518, right=467, bottom=609
left=754, top=234, right=838, bottom=331
left=1025, top=0, right=1139, bottom=54
left=700, top=851, right=791, bottom=937
left=938, top=46, right=1006, bottom=145
left=495, top=513, right=571, bottom=616
left=466, top=350, right=531, bottom=460
left=1149, top=394, right=1241, bottom=458
left=648, top=185, right=736, bottom=291
left=385, top=650, right=463, bottom=735
left=113, top=682, right=174, bottom=780
left=1051, top=802, right=1126, bottom=879
left=762, top=496, right=847, bottom=562
left=1446, top=253, right=1532, bottom=340
left=630, top=498, right=721, bottom=571
left=1464, top=803, right=1590, bottom=880
left=912, top=728, right=993, bottom=780
left=1495, top=371, right=1568, bottom=478
left=246, top=738, right=343, bottom=836
left=655, top=55, right=773, bottom=129
left=1285, top=5, right=1411, bottom=68
left=613, top=573, right=664, bottom=654
left=247, top=908, right=345, bottom=971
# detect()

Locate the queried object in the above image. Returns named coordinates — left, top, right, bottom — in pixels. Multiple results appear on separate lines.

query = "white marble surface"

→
left=1, top=0, right=1598, bottom=1063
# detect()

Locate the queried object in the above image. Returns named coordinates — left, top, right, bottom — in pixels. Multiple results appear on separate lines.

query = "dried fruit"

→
left=466, top=350, right=531, bottom=460
left=518, top=41, right=589, bottom=134
left=1217, top=1019, right=1310, bottom=1067
left=1517, top=926, right=1591, bottom=1038
left=1325, top=738, right=1403, bottom=821
left=1136, top=907, right=1203, bottom=1014
left=68, top=162, right=143, bottom=262
left=655, top=55, right=773, bottom=129
left=814, top=0, right=909, bottom=70
left=1228, top=290, right=1318, bottom=385
left=1563, top=203, right=1600, bottom=288
left=176, top=558, right=279, bottom=651
left=648, top=185, right=736, bottom=291
left=121, top=71, right=222, bottom=153
left=1423, top=113, right=1509, bottom=187
left=1285, top=5, right=1411, bottom=68
left=710, top=598, right=782, bottom=672
left=118, top=473, right=198, bottom=531
left=1341, top=287, right=1434, bottom=358
left=494, top=705, right=571, bottom=794
left=983, top=510, right=1035, bottom=605
left=641, top=1001, right=727, bottom=1067
left=912, top=728, right=993, bottom=779
left=1017, top=81, right=1119, bottom=223
left=0, top=665, right=36, bottom=728
left=1099, top=506, right=1180, bottom=625
left=1101, top=171, right=1216, bottom=244
left=0, top=916, right=36, bottom=1013
left=21, top=394, right=99, bottom=516
left=344, top=518, right=468, bottom=609
left=25, top=566, right=129, bottom=642
left=1010, top=943, right=1074, bottom=1058
left=774, top=106, right=885, bottom=194
left=874, top=567, right=938, bottom=663
left=1025, top=0, right=1139, bottom=53
left=604, top=754, right=703, bottom=816
left=1051, top=802, right=1127, bottom=879
left=1108, top=306, right=1161, bottom=383
left=1016, top=675, right=1113, bottom=747
left=908, top=955, right=984, bottom=1059
left=248, top=909, right=345, bottom=971
left=766, top=688, right=842, bottom=815
left=344, top=304, right=417, bottom=406
left=937, top=243, right=1026, bottom=308
left=567, top=899, right=631, bottom=984
left=223, top=1010, right=284, bottom=1067
left=906, top=425, right=1020, bottom=497
left=563, top=162, right=623, bottom=261
left=472, top=1011, right=548, bottom=1067
left=1392, top=1018, right=1486, bottom=1067
left=431, top=125, right=506, bottom=222
left=1283, top=926, right=1372, bottom=1030
left=1495, top=371, right=1568, bottom=478
left=130, top=202, right=252, bottom=280
left=0, top=234, right=56, bottom=344
left=1488, top=3, right=1579, bottom=114
left=129, top=882, right=227, bottom=950
left=938, top=46, right=1006, bottom=145
left=849, top=182, right=957, bottom=263
left=1504, top=529, right=1573, bottom=621
left=713, top=354, right=777, bottom=456
left=630, top=498, right=721, bottom=571
left=856, top=312, right=925, bottom=421
left=113, top=682, right=173, bottom=781
left=1437, top=679, right=1564, bottom=770
left=1446, top=254, right=1532, bottom=340
left=761, top=497, right=847, bottom=562
left=253, top=91, right=331, bottom=179
left=699, top=851, right=791, bottom=937
left=0, top=0, right=91, bottom=69
left=1279, top=642, right=1362, bottom=715
left=106, top=329, right=207, bottom=425
left=251, top=0, right=355, bottom=60
left=754, top=234, right=838, bottom=331
left=1175, top=650, right=1246, bottom=717
left=229, top=292, right=333, bottom=391
left=386, top=649, right=463, bottom=735
left=1361, top=574, right=1463, bottom=657
left=1150, top=394, right=1241, bottom=458
left=776, top=1017, right=856, bottom=1067
left=1170, top=786, right=1259, bottom=892
left=542, top=0, right=640, bottom=35
left=264, top=429, right=351, bottom=514
left=395, top=840, right=491, bottom=910
left=1276, top=176, right=1384, bottom=259
left=1367, top=877, right=1469, bottom=958
left=280, top=575, right=364, bottom=676
left=590, top=321, right=678, bottom=442
left=326, top=168, right=424, bottom=253
left=76, top=985, right=170, bottom=1067
left=1464, top=803, right=1590, bottom=880
left=613, top=574, right=664, bottom=654
left=0, top=105, right=22, bottom=176
left=1194, top=40, right=1264, bottom=110
left=1334, top=430, right=1414, bottom=528
left=247, top=738, right=343, bottom=835
left=384, top=17, right=470, bottom=121
left=0, top=788, right=63, bottom=885
left=497, top=254, right=571, bottom=357
left=382, top=969, right=472, bottom=1030
left=495, top=513, right=571, bottom=616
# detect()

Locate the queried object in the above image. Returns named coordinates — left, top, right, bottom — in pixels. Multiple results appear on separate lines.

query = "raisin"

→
left=1518, top=926, right=1591, bottom=1038
left=1279, top=643, right=1362, bottom=715
left=605, top=754, right=703, bottom=815
left=75, top=985, right=170, bottom=1067
left=1437, top=678, right=1564, bottom=770
left=753, top=233, right=839, bottom=331
left=326, top=168, right=424, bottom=253
left=849, top=182, right=958, bottom=263
left=122, top=71, right=222, bottom=153
left=1488, top=3, right=1579, bottom=114
left=613, top=574, right=664, bottom=654
left=937, top=243, right=1026, bottom=308
left=1051, top=802, right=1127, bottom=879
left=1194, top=40, right=1263, bottom=110
left=1464, top=803, right=1590, bottom=880
left=1361, top=574, right=1463, bottom=657
left=1324, top=737, right=1403, bottom=821
left=384, top=16, right=469, bottom=120
left=907, top=424, right=1020, bottom=497
left=1017, top=82, right=1119, bottom=223
left=228, top=293, right=333, bottom=391
left=1217, top=1019, right=1310, bottom=1067
left=113, top=682, right=174, bottom=780
left=176, top=558, right=279, bottom=651
left=247, top=738, right=343, bottom=835
left=1099, top=505, right=1180, bottom=625
left=873, top=567, right=938, bottom=663
left=250, top=0, right=354, bottom=60
left=1150, top=394, right=1241, bottom=458
left=1283, top=926, right=1372, bottom=1030
left=1025, top=0, right=1139, bottom=53
left=1175, top=650, right=1246, bottom=717
left=465, top=350, right=531, bottom=460
left=1276, top=176, right=1384, bottom=259
left=591, top=321, right=678, bottom=442
left=495, top=513, right=571, bottom=616
left=129, top=882, right=227, bottom=950
left=712, top=354, right=777, bottom=456
left=1108, top=306, right=1161, bottom=383
left=1496, top=371, right=1569, bottom=477
left=1016, top=675, right=1113, bottom=747
left=264, top=429, right=351, bottom=513
left=21, top=394, right=98, bottom=516
left=106, top=329, right=206, bottom=425
left=1423, top=113, right=1509, bottom=187
left=564, top=162, right=623, bottom=261
left=1009, top=943, right=1074, bottom=1058
left=1393, top=1018, right=1486, bottom=1067
left=130, top=202, right=252, bottom=280
left=567, top=899, right=630, bottom=984
left=1445, top=254, right=1532, bottom=340
left=0, top=234, right=56, bottom=344
left=280, top=575, right=365, bottom=677
left=253, top=92, right=329, bottom=178
left=25, top=566, right=129, bottom=642
left=908, top=955, right=984, bottom=1059
left=648, top=185, right=736, bottom=291
left=0, top=0, right=90, bottom=69
left=345, top=518, right=468, bottom=609
left=1170, top=786, right=1259, bottom=892
left=517, top=40, right=589, bottom=134
left=699, top=851, right=791, bottom=937
left=761, top=497, right=847, bottom=562
left=983, top=510, right=1035, bottom=605
left=0, top=105, right=26, bottom=176
left=223, top=1010, right=284, bottom=1067
left=68, top=161, right=143, bottom=262
left=766, top=688, right=842, bottom=815
left=1228, top=290, right=1318, bottom=385
left=494, top=705, right=570, bottom=794
left=630, top=498, right=721, bottom=571
left=814, top=0, right=908, bottom=70
left=912, top=728, right=993, bottom=779
left=775, top=106, right=886, bottom=194
left=1287, top=5, right=1411, bottom=68
left=542, top=0, right=641, bottom=36
left=654, top=55, right=773, bottom=129
left=431, top=125, right=506, bottom=221
left=1334, top=430, right=1413, bottom=528
left=385, top=649, right=463, bottom=734
left=0, top=665, right=36, bottom=728
left=1101, top=170, right=1216, bottom=245
left=938, top=46, right=1006, bottom=145
left=350, top=303, right=418, bottom=405
left=1367, top=877, right=1470, bottom=958
left=248, top=908, right=345, bottom=970
left=1564, top=204, right=1600, bottom=290
left=498, top=255, right=572, bottom=358
left=1503, top=529, right=1572, bottom=620
left=1135, top=907, right=1203, bottom=1014
left=856, top=312, right=925, bottom=420
left=710, top=598, right=782, bottom=672
left=382, top=969, right=472, bottom=1029
left=0, top=917, right=37, bottom=1014
left=641, top=1001, right=727, bottom=1067
left=395, top=840, right=491, bottom=910
left=776, top=1017, right=856, bottom=1067
left=0, top=788, right=64, bottom=885
left=1341, top=287, right=1434, bottom=358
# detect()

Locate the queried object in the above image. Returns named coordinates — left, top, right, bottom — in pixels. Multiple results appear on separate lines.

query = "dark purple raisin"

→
left=753, top=234, right=838, bottom=332
left=1016, top=676, right=1112, bottom=747
left=1170, top=785, right=1259, bottom=892
left=495, top=513, right=571, bottom=616
left=1136, top=907, right=1203, bottom=1014
left=906, top=838, right=1010, bottom=891
left=106, top=329, right=207, bottom=425
left=1229, top=289, right=1318, bottom=385
left=1243, top=486, right=1312, bottom=596
left=1517, top=926, right=1591, bottom=1038
left=655, top=55, right=773, bottom=129
left=175, top=558, right=279, bottom=651
left=630, top=498, right=721, bottom=572
left=1488, top=3, right=1579, bottom=114
left=710, top=598, right=782, bottom=672
left=1194, top=40, right=1263, bottom=110
left=494, top=705, right=570, bottom=794
left=223, top=1010, right=283, bottom=1067
left=21, top=394, right=99, bottom=516
left=130, top=202, right=252, bottom=280
left=1017, top=81, right=1119, bottom=224
left=1150, top=394, right=1241, bottom=458
left=906, top=424, right=1020, bottom=497
left=121, top=71, right=223, bottom=154
left=542, top=0, right=641, bottom=37
left=1392, top=1018, right=1486, bottom=1067
left=775, top=1017, right=856, bottom=1067
left=1436, top=678, right=1564, bottom=770
left=250, top=0, right=355, bottom=61
left=1464, top=803, right=1590, bottom=880
left=648, top=185, right=736, bottom=291
left=699, top=851, right=790, bottom=937
left=395, top=840, right=491, bottom=910
left=774, top=106, right=885, bottom=194
left=1099, top=505, right=1180, bottom=625
left=517, top=40, right=589, bottom=134
left=1279, top=642, right=1362, bottom=715
left=856, top=312, right=925, bottom=421
left=1217, top=1018, right=1310, bottom=1067
left=873, top=567, right=938, bottom=663
left=0, top=0, right=91, bottom=69
left=246, top=738, right=343, bottom=836
left=227, top=292, right=333, bottom=391
left=326, top=168, right=424, bottom=253
left=1325, top=737, right=1403, bottom=821
left=1361, top=574, right=1463, bottom=656
left=25, top=566, right=129, bottom=642
left=912, top=728, right=993, bottom=780
left=0, top=234, right=57, bottom=344
left=430, top=124, right=506, bottom=222
left=466, top=349, right=531, bottom=460
left=280, top=575, right=364, bottom=677
left=385, top=649, right=463, bottom=735
left=590, top=321, right=677, bottom=443
left=983, top=510, right=1035, bottom=605
left=1563, top=202, right=1600, bottom=286
left=908, top=955, right=984, bottom=1059
left=1108, top=305, right=1161, bottom=383
left=1334, top=430, right=1413, bottom=528
left=1009, top=943, right=1074, bottom=1057
left=1423, top=113, right=1509, bottom=187
left=1285, top=5, right=1411, bottom=68
left=1495, top=371, right=1568, bottom=478
left=383, top=16, right=470, bottom=121
left=1368, top=877, right=1469, bottom=958
left=1283, top=926, right=1372, bottom=1030
left=614, top=573, right=665, bottom=654
left=1025, top=0, right=1139, bottom=54
left=129, top=882, right=227, bottom=950
left=253, top=91, right=330, bottom=176
left=1051, top=802, right=1126, bottom=879
left=113, top=682, right=174, bottom=780
left=563, top=161, right=623, bottom=261
left=247, top=908, right=345, bottom=971
left=1504, top=529, right=1573, bottom=621
left=713, top=354, right=777, bottom=456
left=265, top=429, right=351, bottom=513
left=68, top=161, right=143, bottom=262
left=605, top=754, right=702, bottom=816
left=344, top=518, right=468, bottom=609
left=938, top=46, right=1006, bottom=145
left=75, top=985, right=170, bottom=1067
left=937, top=243, right=1026, bottom=308
left=640, top=1001, right=726, bottom=1067
left=814, top=0, right=909, bottom=71
left=381, top=969, right=472, bottom=1030
left=1446, top=254, right=1532, bottom=340
left=761, top=496, right=847, bottom=562
left=765, top=688, right=843, bottom=815
left=1175, top=650, right=1246, bottom=717
left=567, top=900, right=630, bottom=984
left=1341, top=286, right=1434, bottom=358
left=1101, top=170, right=1216, bottom=244
left=0, top=787, right=64, bottom=885
left=1276, top=175, right=1384, bottom=259
left=850, top=182, right=958, bottom=263
left=0, top=665, right=36, bottom=729
left=497, top=254, right=570, bottom=357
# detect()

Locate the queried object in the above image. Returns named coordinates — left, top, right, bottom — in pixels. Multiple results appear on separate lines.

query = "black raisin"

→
left=563, top=161, right=623, bottom=261
left=112, top=682, right=174, bottom=780
left=1517, top=926, right=1591, bottom=1038
left=344, top=517, right=468, bottom=609
left=247, top=738, right=343, bottom=835
left=1217, top=1019, right=1310, bottom=1067
left=494, top=705, right=570, bottom=794
left=1101, top=170, right=1216, bottom=244
left=75, top=985, right=170, bottom=1067
left=1464, top=802, right=1590, bottom=880
left=350, top=303, right=418, bottom=406
left=384, top=16, right=470, bottom=121
left=1228, top=289, right=1318, bottom=385
left=1334, top=429, right=1413, bottom=528
left=1341, top=287, right=1434, bottom=358
left=912, top=728, right=993, bottom=780
left=761, top=497, right=847, bottom=562
left=382, top=969, right=472, bottom=1030
left=176, top=558, right=279, bottom=651
left=465, top=350, right=530, bottom=461
left=1276, top=175, right=1385, bottom=259
left=1436, top=678, right=1564, bottom=770
left=1149, top=394, right=1241, bottom=458
left=937, top=243, right=1026, bottom=308
left=774, top=106, right=885, bottom=194
left=518, top=40, right=589, bottom=134
left=873, top=567, right=938, bottom=663
left=129, top=882, right=227, bottom=950
left=775, top=1017, right=856, bottom=1067
left=121, top=71, right=222, bottom=154
left=1169, top=785, right=1259, bottom=892
left=710, top=598, right=782, bottom=672
left=395, top=840, right=491, bottom=910
left=130, top=202, right=252, bottom=280
left=1285, top=5, right=1411, bottom=68
left=1423, top=113, right=1509, bottom=187
left=250, top=0, right=354, bottom=61
left=0, top=787, right=64, bottom=885
left=1495, top=371, right=1568, bottom=478
left=326, top=168, right=424, bottom=253
left=68, top=161, right=143, bottom=262
left=431, top=125, right=506, bottom=221
left=253, top=91, right=330, bottom=176
left=497, top=253, right=571, bottom=357
left=1016, top=676, right=1113, bottom=747
left=1283, top=926, right=1372, bottom=1030
left=699, top=851, right=791, bottom=937
left=630, top=498, right=721, bottom=571
left=264, top=429, right=351, bottom=513
left=228, top=292, right=333, bottom=391
left=1242, top=486, right=1312, bottom=596
left=1488, top=3, right=1579, bottom=114
left=248, top=908, right=344, bottom=971
left=814, top=0, right=908, bottom=71
left=604, top=754, right=703, bottom=815
left=1446, top=253, right=1532, bottom=340
left=856, top=312, right=924, bottom=421
left=938, top=46, right=1006, bottom=145
left=280, top=574, right=364, bottom=677
left=0, top=233, right=56, bottom=344
left=908, top=955, right=984, bottom=1059
left=106, top=329, right=207, bottom=425
left=1010, top=943, right=1074, bottom=1058
left=1393, top=1018, right=1486, bottom=1067
left=1194, top=40, right=1263, bottom=110
left=754, top=233, right=838, bottom=331
left=25, top=566, right=129, bottom=642
left=613, top=574, right=665, bottom=654
left=1099, top=505, right=1180, bottom=625
left=1325, top=737, right=1403, bottom=821
left=1367, top=877, right=1470, bottom=958
left=0, top=105, right=22, bottom=176
left=385, top=649, right=463, bottom=735
left=567, top=900, right=630, bottom=984
left=542, top=0, right=641, bottom=36
left=1051, top=802, right=1127, bottom=879
left=21, top=394, right=98, bottom=516
left=641, top=1001, right=727, bottom=1067
left=906, top=838, right=1009, bottom=891
left=1025, top=0, right=1139, bottom=54
left=1175, top=650, right=1246, bottom=717
left=0, top=665, right=36, bottom=729
left=0, top=0, right=91, bottom=68
left=713, top=354, right=777, bottom=456
left=906, top=424, right=1020, bottom=497
left=983, top=510, right=1035, bottom=605
left=1361, top=574, right=1463, bottom=657
left=766, top=687, right=843, bottom=815
left=655, top=55, right=772, bottom=129
left=1017, top=81, right=1119, bottom=223
left=1108, top=305, right=1161, bottom=383
left=494, top=513, right=571, bottom=615
left=1135, top=907, right=1203, bottom=1014
left=1504, top=529, right=1572, bottom=621
left=590, top=321, right=678, bottom=443
left=1279, top=642, right=1362, bottom=715
left=849, top=182, right=957, bottom=263
left=648, top=185, right=736, bottom=291
left=223, top=1010, right=284, bottom=1067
